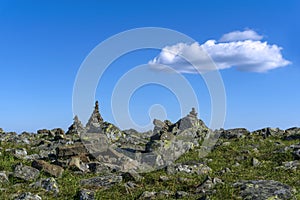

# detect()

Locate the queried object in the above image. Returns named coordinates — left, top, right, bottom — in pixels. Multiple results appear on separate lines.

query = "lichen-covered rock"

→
left=285, top=127, right=300, bottom=136
left=195, top=176, right=223, bottom=194
left=31, top=177, right=59, bottom=194
left=0, top=171, right=9, bottom=183
left=144, top=108, right=209, bottom=168
left=14, top=164, right=40, bottom=181
left=12, top=148, right=28, bottom=159
left=233, top=180, right=293, bottom=200
left=78, top=189, right=95, bottom=200
left=251, top=127, right=285, bottom=138
left=68, top=156, right=89, bottom=172
left=166, top=162, right=212, bottom=175
left=32, top=160, right=64, bottom=177
left=220, top=128, right=249, bottom=139
left=66, top=115, right=85, bottom=136
left=14, top=192, right=42, bottom=200
left=139, top=191, right=157, bottom=199
left=80, top=174, right=122, bottom=188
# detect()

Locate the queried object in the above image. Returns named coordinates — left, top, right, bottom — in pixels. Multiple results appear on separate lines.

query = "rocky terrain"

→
left=0, top=101, right=300, bottom=199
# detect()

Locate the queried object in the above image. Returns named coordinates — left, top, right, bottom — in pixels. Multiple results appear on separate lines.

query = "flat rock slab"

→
left=14, top=192, right=42, bottom=200
left=14, top=164, right=40, bottom=181
left=233, top=180, right=293, bottom=200
left=80, top=175, right=122, bottom=188
left=56, top=143, right=88, bottom=158
left=32, top=160, right=64, bottom=177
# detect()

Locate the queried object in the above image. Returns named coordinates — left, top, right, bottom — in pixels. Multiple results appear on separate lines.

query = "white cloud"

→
left=219, top=29, right=263, bottom=42
left=149, top=30, right=291, bottom=73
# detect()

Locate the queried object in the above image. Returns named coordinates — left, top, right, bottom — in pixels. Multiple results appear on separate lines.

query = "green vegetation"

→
left=1, top=135, right=299, bottom=199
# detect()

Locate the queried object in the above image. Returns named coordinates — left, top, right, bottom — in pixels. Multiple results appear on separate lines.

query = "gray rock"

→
left=195, top=176, right=222, bottom=194
left=221, top=128, right=249, bottom=139
left=285, top=127, right=300, bottom=136
left=252, top=158, right=261, bottom=167
left=233, top=180, right=293, bottom=200
left=78, top=189, right=95, bottom=200
left=80, top=174, right=122, bottom=188
left=175, top=191, right=189, bottom=198
left=13, top=148, right=28, bottom=159
left=166, top=163, right=211, bottom=175
left=66, top=115, right=85, bottom=136
left=157, top=190, right=173, bottom=198
left=14, top=192, right=42, bottom=200
left=14, top=164, right=40, bottom=181
left=68, top=156, right=89, bottom=172
left=281, top=160, right=300, bottom=170
left=251, top=127, right=285, bottom=138
left=139, top=191, right=157, bottom=199
left=0, top=171, right=9, bottom=183
left=31, top=177, right=59, bottom=194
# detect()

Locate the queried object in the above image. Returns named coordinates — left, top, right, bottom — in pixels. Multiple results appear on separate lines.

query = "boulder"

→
left=0, top=171, right=9, bottom=183
left=233, top=180, right=293, bottom=200
left=14, top=192, right=42, bottom=200
left=56, top=143, right=88, bottom=158
left=78, top=189, right=95, bottom=200
left=32, top=160, right=64, bottom=177
left=14, top=164, right=40, bottom=181
left=80, top=174, right=122, bottom=188
left=31, top=177, right=59, bottom=194
left=220, top=128, right=249, bottom=139
left=139, top=191, right=157, bottom=199
left=251, top=127, right=285, bottom=138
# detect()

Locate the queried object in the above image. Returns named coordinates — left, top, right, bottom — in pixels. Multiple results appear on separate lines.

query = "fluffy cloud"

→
left=219, top=29, right=263, bottom=42
left=149, top=30, right=291, bottom=73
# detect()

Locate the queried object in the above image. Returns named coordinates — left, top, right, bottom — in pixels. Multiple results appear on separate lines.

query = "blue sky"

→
left=0, top=0, right=299, bottom=133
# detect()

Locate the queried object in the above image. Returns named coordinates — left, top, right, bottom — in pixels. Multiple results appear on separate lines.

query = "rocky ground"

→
left=0, top=102, right=300, bottom=199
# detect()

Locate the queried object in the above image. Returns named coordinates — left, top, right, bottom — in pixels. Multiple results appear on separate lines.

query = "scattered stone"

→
left=175, top=191, right=189, bottom=198
left=0, top=128, right=4, bottom=134
left=220, top=128, right=249, bottom=139
left=14, top=192, right=42, bottom=200
left=68, top=156, right=89, bottom=172
left=0, top=171, right=9, bottom=183
left=251, top=127, right=285, bottom=138
left=10, top=148, right=28, bottom=159
left=139, top=191, right=157, bottom=199
left=31, top=177, right=59, bottom=194
left=166, top=163, right=211, bottom=175
left=14, top=164, right=40, bottom=181
left=159, top=175, right=169, bottom=182
left=80, top=174, right=122, bottom=188
left=157, top=190, right=173, bottom=198
left=121, top=170, right=143, bottom=182
left=233, top=180, right=293, bottom=200
left=252, top=158, right=261, bottom=167
left=124, top=181, right=137, bottom=189
left=285, top=127, right=300, bottom=137
left=280, top=160, right=300, bottom=170
left=32, top=160, right=64, bottom=177
left=195, top=176, right=222, bottom=194
left=78, top=189, right=95, bottom=200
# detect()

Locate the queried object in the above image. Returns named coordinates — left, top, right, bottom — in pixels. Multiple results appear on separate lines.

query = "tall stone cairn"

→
left=86, top=101, right=104, bottom=132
